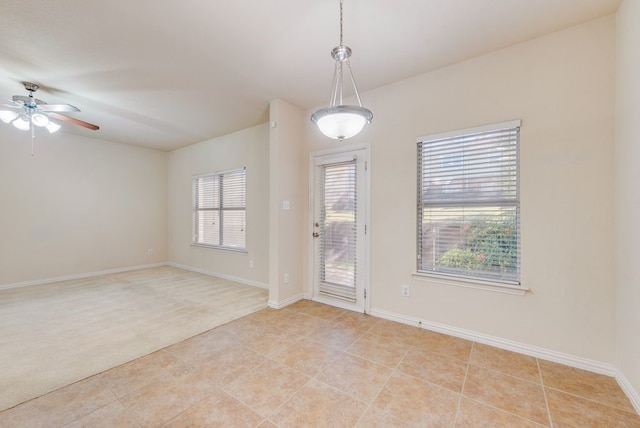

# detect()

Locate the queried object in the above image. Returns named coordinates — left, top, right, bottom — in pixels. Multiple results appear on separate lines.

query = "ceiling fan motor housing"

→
left=23, top=82, right=40, bottom=93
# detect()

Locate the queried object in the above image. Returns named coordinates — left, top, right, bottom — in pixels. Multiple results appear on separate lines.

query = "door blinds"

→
left=318, top=160, right=358, bottom=302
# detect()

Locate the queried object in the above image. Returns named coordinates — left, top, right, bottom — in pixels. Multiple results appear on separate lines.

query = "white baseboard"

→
left=616, top=369, right=640, bottom=415
left=268, top=293, right=305, bottom=309
left=1, top=262, right=270, bottom=292
left=0, top=263, right=166, bottom=290
left=370, top=306, right=640, bottom=413
left=369, top=307, right=618, bottom=376
left=166, top=262, right=269, bottom=290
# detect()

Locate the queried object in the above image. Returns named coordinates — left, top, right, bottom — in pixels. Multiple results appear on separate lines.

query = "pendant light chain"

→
left=339, top=0, right=344, bottom=46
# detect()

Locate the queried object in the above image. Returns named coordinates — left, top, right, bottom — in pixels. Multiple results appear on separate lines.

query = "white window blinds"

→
left=318, top=159, right=358, bottom=302
left=417, top=121, right=520, bottom=284
left=192, top=167, right=246, bottom=250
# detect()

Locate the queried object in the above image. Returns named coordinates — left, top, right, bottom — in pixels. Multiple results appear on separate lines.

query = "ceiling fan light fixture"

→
left=31, top=112, right=49, bottom=127
left=45, top=121, right=61, bottom=133
left=2, top=82, right=99, bottom=136
left=12, top=115, right=31, bottom=131
left=0, top=110, right=18, bottom=124
left=311, top=0, right=372, bottom=141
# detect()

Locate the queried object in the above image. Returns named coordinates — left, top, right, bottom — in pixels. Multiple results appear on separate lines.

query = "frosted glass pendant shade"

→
left=311, top=105, right=372, bottom=140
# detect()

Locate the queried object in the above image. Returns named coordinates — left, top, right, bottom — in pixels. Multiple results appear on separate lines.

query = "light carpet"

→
left=0, top=266, right=268, bottom=411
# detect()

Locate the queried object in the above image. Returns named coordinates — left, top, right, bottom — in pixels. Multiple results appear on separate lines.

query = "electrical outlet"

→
left=249, top=260, right=254, bottom=268
left=284, top=273, right=290, bottom=284
left=147, top=248, right=153, bottom=255
left=401, top=285, right=410, bottom=297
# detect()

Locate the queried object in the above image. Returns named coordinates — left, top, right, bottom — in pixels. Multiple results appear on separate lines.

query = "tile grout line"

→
left=460, top=396, right=552, bottom=427
left=456, top=349, right=553, bottom=426
left=265, top=376, right=347, bottom=426
left=372, top=347, right=415, bottom=425
left=310, top=376, right=377, bottom=424
left=452, top=341, right=474, bottom=427
left=307, top=320, right=414, bottom=425
left=158, top=386, right=222, bottom=428
left=355, top=360, right=409, bottom=427
left=342, top=348, right=405, bottom=371
left=543, top=385, right=640, bottom=416
left=117, top=366, right=217, bottom=427
left=369, top=328, right=473, bottom=366
left=224, top=355, right=313, bottom=424
left=52, top=395, right=122, bottom=428
left=351, top=343, right=412, bottom=426
left=256, top=350, right=324, bottom=424
left=467, top=360, right=553, bottom=388
left=212, top=390, right=270, bottom=427
left=537, top=358, right=554, bottom=427
left=113, top=385, right=144, bottom=428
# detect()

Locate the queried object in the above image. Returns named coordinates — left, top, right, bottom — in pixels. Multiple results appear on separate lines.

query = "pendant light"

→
left=311, top=0, right=372, bottom=141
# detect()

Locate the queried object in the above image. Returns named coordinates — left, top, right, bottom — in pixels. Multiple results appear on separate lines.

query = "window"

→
left=192, top=167, right=246, bottom=250
left=417, top=121, right=520, bottom=285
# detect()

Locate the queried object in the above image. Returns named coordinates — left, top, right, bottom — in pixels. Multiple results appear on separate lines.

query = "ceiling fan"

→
left=0, top=82, right=99, bottom=133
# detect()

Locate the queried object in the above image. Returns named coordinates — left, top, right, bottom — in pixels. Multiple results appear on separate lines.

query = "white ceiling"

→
left=0, top=0, right=621, bottom=151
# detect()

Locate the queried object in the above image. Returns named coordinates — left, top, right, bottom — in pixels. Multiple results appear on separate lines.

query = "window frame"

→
left=192, top=167, right=247, bottom=252
left=415, top=120, right=523, bottom=292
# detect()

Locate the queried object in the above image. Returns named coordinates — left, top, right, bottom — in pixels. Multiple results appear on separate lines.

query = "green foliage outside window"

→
left=438, top=218, right=517, bottom=274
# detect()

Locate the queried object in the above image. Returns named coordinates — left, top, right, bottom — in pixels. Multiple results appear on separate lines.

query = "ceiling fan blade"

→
left=48, top=112, right=99, bottom=131
left=38, top=104, right=80, bottom=112
left=13, top=95, right=46, bottom=104
left=12, top=95, right=31, bottom=103
left=2, top=101, right=22, bottom=109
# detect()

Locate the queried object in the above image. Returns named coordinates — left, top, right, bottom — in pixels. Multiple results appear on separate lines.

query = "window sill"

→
left=191, top=243, right=248, bottom=254
left=412, top=272, right=529, bottom=296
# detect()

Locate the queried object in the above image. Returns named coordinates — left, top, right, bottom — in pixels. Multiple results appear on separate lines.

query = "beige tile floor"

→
left=1, top=300, right=639, bottom=427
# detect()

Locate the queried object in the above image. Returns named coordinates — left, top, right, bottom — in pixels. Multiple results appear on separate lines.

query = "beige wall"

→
left=268, top=100, right=305, bottom=306
left=167, top=124, right=270, bottom=286
left=300, top=16, right=616, bottom=362
left=615, top=0, right=640, bottom=400
left=0, top=127, right=167, bottom=286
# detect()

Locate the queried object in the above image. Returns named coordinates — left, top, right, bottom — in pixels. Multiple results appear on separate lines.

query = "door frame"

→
left=307, top=143, right=371, bottom=314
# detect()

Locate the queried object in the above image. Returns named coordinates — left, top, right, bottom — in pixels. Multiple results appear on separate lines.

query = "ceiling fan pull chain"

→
left=31, top=124, right=36, bottom=156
